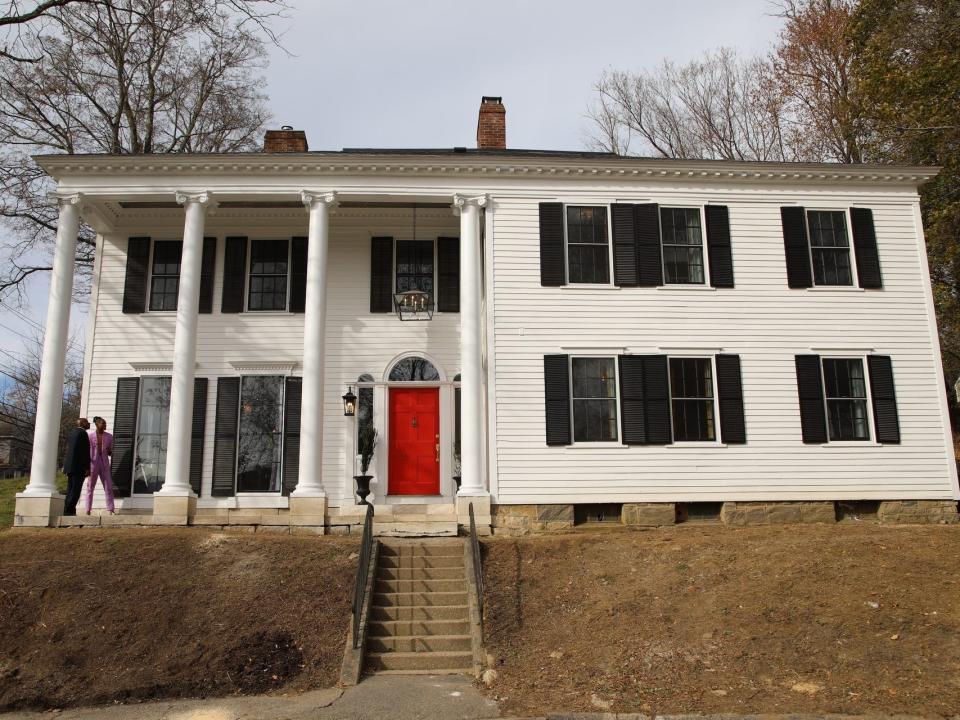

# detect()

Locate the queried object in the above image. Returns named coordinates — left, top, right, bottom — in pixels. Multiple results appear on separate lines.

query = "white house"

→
left=15, top=97, right=960, bottom=533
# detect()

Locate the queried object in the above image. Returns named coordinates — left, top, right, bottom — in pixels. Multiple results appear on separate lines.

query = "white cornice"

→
left=33, top=153, right=941, bottom=187
left=229, top=360, right=299, bottom=374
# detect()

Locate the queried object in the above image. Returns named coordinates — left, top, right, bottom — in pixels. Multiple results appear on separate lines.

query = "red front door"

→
left=389, top=387, right=440, bottom=495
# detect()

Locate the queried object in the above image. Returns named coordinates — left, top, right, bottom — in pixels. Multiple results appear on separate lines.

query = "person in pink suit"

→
left=86, top=416, right=115, bottom=515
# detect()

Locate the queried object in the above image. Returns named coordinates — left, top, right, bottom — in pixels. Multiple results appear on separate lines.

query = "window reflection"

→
left=237, top=376, right=284, bottom=492
left=135, top=376, right=171, bottom=494
left=388, top=356, right=440, bottom=382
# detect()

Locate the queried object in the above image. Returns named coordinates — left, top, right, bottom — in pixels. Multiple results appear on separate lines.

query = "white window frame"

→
left=146, top=238, right=182, bottom=313
left=235, top=374, right=287, bottom=495
left=568, top=355, right=621, bottom=445
left=245, top=238, right=293, bottom=313
left=667, top=355, right=722, bottom=444
left=805, top=208, right=859, bottom=288
left=131, top=374, right=173, bottom=496
left=562, top=204, right=615, bottom=286
left=392, top=237, right=444, bottom=312
left=818, top=354, right=876, bottom=444
left=659, top=205, right=710, bottom=287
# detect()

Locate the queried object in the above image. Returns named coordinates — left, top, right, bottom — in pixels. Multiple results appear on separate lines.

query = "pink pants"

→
left=86, top=457, right=115, bottom=514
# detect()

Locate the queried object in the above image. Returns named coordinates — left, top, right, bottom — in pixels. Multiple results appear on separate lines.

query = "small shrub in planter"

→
left=354, top=425, right=378, bottom=505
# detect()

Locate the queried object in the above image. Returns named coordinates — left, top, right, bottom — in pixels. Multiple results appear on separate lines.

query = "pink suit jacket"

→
left=88, top=430, right=113, bottom=463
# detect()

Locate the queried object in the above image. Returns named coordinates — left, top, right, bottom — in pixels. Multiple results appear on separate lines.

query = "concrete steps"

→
left=365, top=539, right=473, bottom=676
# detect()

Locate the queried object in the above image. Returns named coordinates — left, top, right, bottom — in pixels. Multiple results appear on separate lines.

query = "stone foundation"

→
left=720, top=501, right=836, bottom=525
left=876, top=500, right=959, bottom=524
left=490, top=504, right=574, bottom=536
left=621, top=503, right=676, bottom=527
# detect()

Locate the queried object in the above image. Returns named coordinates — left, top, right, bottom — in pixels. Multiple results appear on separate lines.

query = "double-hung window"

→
left=571, top=357, right=618, bottom=442
left=566, top=206, right=610, bottom=284
left=822, top=358, right=870, bottom=440
left=248, top=239, right=289, bottom=311
left=669, top=357, right=717, bottom=441
left=236, top=375, right=285, bottom=492
left=396, top=240, right=435, bottom=295
left=149, top=241, right=182, bottom=311
left=660, top=207, right=706, bottom=284
left=134, top=376, right=171, bottom=493
left=807, top=210, right=853, bottom=286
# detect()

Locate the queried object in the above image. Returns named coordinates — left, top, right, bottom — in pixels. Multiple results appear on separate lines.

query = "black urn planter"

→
left=452, top=475, right=462, bottom=493
left=354, top=475, right=373, bottom=505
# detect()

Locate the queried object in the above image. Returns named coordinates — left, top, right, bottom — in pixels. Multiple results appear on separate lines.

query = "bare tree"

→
left=0, top=0, right=287, bottom=302
left=586, top=48, right=790, bottom=161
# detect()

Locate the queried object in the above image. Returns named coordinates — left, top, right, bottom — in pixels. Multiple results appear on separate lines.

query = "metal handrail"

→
left=351, top=503, right=375, bottom=648
left=468, top=501, right=484, bottom=629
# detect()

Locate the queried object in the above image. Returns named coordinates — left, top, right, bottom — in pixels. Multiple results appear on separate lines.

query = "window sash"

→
left=822, top=358, right=870, bottom=441
left=237, top=375, right=285, bottom=492
left=149, top=240, right=182, bottom=311
left=395, top=240, right=435, bottom=294
left=566, top=206, right=611, bottom=284
left=571, top=357, right=618, bottom=442
left=669, top=357, right=716, bottom=442
left=248, top=240, right=289, bottom=311
left=660, top=207, right=706, bottom=285
left=134, top=376, right=171, bottom=494
left=807, top=210, right=853, bottom=286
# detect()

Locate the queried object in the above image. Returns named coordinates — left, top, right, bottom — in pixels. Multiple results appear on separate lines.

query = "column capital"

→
left=301, top=190, right=338, bottom=209
left=175, top=191, right=216, bottom=209
left=46, top=192, right=82, bottom=209
left=451, top=193, right=488, bottom=216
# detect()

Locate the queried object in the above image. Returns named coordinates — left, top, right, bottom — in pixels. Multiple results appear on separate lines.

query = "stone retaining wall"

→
left=720, top=501, right=837, bottom=526
left=876, top=500, right=959, bottom=524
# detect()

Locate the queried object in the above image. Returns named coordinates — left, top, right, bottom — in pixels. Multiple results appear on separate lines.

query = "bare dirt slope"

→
left=482, top=524, right=960, bottom=717
left=0, top=529, right=357, bottom=711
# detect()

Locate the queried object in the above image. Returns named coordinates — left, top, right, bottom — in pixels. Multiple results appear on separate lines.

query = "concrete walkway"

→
left=0, top=675, right=500, bottom=720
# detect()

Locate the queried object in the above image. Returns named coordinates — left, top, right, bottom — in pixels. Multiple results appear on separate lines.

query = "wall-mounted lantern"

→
left=342, top=385, right=357, bottom=416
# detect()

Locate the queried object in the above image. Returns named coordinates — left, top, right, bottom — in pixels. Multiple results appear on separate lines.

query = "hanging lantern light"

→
left=342, top=385, right=357, bottom=416
left=393, top=203, right=434, bottom=321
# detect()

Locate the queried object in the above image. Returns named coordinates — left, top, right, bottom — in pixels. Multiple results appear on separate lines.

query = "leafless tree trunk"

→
left=0, top=0, right=287, bottom=302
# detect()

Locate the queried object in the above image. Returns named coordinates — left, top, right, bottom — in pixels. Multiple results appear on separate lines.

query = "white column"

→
left=157, top=192, right=212, bottom=497
left=22, top=194, right=82, bottom=496
left=453, top=194, right=488, bottom=496
left=294, top=191, right=337, bottom=496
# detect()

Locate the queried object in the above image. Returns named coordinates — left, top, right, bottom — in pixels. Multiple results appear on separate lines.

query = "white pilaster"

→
left=156, top=192, right=212, bottom=512
left=453, top=194, right=489, bottom=498
left=294, top=191, right=337, bottom=502
left=20, top=194, right=81, bottom=504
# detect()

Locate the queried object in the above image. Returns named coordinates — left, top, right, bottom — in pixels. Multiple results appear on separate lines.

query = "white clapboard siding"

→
left=490, top=184, right=958, bottom=503
left=82, top=208, right=462, bottom=507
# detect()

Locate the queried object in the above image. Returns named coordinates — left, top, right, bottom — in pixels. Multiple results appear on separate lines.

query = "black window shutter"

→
left=795, top=355, right=828, bottom=443
left=705, top=205, right=735, bottom=288
left=781, top=207, right=813, bottom=288
left=543, top=354, right=571, bottom=445
left=370, top=237, right=394, bottom=312
left=189, top=377, right=208, bottom=495
left=851, top=208, right=883, bottom=289
left=643, top=355, right=672, bottom=444
left=212, top=377, right=240, bottom=496
left=221, top=237, right=247, bottom=313
left=867, top=355, right=900, bottom=444
left=122, top=237, right=151, bottom=314
left=618, top=355, right=647, bottom=444
left=611, top=204, right=638, bottom=286
left=111, top=377, right=140, bottom=498
left=634, top=204, right=663, bottom=287
left=289, top=236, right=308, bottom=313
left=198, top=237, right=216, bottom=314
left=715, top=354, right=746, bottom=444
left=436, top=237, right=460, bottom=312
left=282, top=377, right=302, bottom=496
left=539, top=202, right=566, bottom=286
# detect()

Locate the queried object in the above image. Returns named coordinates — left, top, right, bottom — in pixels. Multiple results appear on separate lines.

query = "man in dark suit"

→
left=62, top=417, right=90, bottom=516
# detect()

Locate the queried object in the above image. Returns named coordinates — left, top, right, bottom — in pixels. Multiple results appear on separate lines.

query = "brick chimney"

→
left=263, top=125, right=308, bottom=152
left=476, top=96, right=506, bottom=150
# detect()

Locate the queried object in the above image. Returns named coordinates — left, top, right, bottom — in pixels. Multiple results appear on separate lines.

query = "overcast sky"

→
left=0, top=0, right=784, bottom=384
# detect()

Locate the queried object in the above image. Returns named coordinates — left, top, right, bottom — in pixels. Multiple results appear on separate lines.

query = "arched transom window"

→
left=388, top=356, right=440, bottom=382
